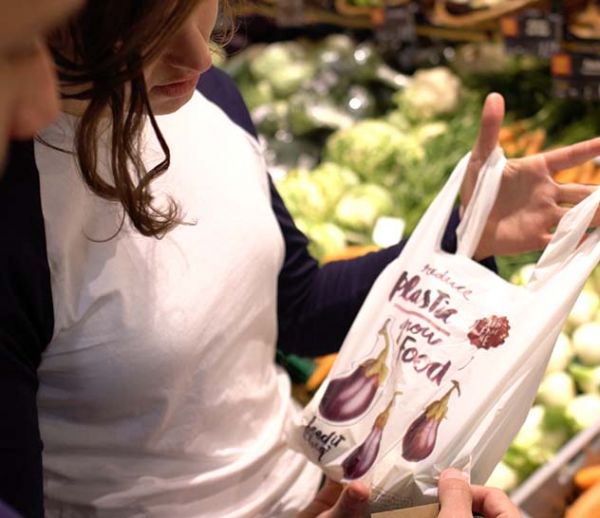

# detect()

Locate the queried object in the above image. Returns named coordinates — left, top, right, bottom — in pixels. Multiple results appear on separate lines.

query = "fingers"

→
left=472, top=93, right=505, bottom=165
left=543, top=137, right=600, bottom=173
left=437, top=469, right=472, bottom=518
left=296, top=479, right=344, bottom=518
left=462, top=93, right=505, bottom=205
left=556, top=183, right=597, bottom=205
left=471, top=485, right=521, bottom=517
left=325, top=481, right=370, bottom=518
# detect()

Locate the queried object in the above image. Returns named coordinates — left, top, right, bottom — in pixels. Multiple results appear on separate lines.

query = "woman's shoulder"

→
left=196, top=67, right=257, bottom=139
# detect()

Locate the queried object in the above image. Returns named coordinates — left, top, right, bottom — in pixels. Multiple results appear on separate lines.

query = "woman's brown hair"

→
left=51, top=0, right=234, bottom=238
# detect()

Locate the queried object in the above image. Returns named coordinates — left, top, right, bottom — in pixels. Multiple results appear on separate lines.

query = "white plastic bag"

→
left=288, top=148, right=600, bottom=512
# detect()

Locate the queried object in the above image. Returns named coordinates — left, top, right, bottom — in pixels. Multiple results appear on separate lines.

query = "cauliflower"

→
left=394, top=67, right=462, bottom=120
left=335, top=184, right=393, bottom=233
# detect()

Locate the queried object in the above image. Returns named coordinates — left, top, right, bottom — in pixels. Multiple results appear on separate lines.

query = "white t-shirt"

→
left=34, top=91, right=321, bottom=517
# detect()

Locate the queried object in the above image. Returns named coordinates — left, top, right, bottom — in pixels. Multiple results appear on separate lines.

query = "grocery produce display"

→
left=225, top=35, right=484, bottom=260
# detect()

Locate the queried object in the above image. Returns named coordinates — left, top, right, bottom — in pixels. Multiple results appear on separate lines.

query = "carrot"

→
left=498, top=127, right=516, bottom=145
left=578, top=161, right=597, bottom=184
left=524, top=129, right=546, bottom=156
left=503, top=142, right=519, bottom=157
left=322, top=245, right=380, bottom=263
left=566, top=481, right=600, bottom=518
left=306, top=354, right=338, bottom=392
left=554, top=165, right=581, bottom=184
left=575, top=466, right=600, bottom=491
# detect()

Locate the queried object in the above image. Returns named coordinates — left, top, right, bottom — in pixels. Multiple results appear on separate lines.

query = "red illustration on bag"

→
left=467, top=315, right=510, bottom=350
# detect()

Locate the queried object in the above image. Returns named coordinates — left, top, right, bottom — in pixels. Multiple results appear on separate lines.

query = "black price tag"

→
left=501, top=10, right=562, bottom=58
left=374, top=4, right=418, bottom=52
left=552, top=52, right=600, bottom=101
left=276, top=0, right=305, bottom=27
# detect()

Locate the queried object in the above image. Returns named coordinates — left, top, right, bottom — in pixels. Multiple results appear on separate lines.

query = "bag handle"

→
left=456, top=148, right=507, bottom=258
left=528, top=187, right=600, bottom=288
left=402, top=148, right=506, bottom=260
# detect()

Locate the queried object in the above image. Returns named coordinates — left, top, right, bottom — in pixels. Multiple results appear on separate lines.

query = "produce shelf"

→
left=430, top=0, right=541, bottom=29
left=512, top=419, right=600, bottom=517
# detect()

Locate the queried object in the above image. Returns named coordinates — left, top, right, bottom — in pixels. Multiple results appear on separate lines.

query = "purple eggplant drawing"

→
left=319, top=319, right=392, bottom=422
left=402, top=380, right=461, bottom=462
left=342, top=392, right=400, bottom=480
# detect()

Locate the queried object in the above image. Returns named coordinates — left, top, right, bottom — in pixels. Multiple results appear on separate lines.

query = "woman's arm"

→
left=0, top=141, right=54, bottom=518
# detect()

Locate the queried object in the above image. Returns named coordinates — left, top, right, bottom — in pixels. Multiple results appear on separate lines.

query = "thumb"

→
left=326, top=481, right=370, bottom=518
left=438, top=469, right=473, bottom=518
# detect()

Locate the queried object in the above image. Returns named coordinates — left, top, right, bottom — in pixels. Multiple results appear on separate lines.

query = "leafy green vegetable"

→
left=276, top=170, right=330, bottom=222
left=325, top=120, right=424, bottom=186
left=334, top=183, right=393, bottom=233
left=305, top=222, right=347, bottom=260
left=269, top=62, right=316, bottom=98
left=288, top=93, right=354, bottom=136
left=249, top=42, right=307, bottom=81
left=310, top=162, right=360, bottom=209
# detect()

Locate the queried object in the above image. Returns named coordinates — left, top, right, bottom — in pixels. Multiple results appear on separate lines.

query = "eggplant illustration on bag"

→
left=402, top=380, right=461, bottom=462
left=342, top=392, right=401, bottom=480
left=319, top=319, right=392, bottom=422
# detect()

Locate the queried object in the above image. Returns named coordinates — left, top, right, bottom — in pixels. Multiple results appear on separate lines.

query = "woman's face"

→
left=144, top=0, right=219, bottom=116
left=0, top=0, right=82, bottom=166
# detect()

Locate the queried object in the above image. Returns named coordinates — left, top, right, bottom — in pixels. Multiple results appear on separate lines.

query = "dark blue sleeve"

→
left=0, top=141, right=52, bottom=518
left=197, top=67, right=496, bottom=357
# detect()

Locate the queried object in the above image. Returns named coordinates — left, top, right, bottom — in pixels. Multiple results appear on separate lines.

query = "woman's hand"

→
left=462, top=93, right=600, bottom=260
left=438, top=469, right=521, bottom=518
left=297, top=478, right=370, bottom=518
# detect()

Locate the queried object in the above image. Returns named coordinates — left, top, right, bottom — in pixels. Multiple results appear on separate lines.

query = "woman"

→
left=0, top=1, right=598, bottom=516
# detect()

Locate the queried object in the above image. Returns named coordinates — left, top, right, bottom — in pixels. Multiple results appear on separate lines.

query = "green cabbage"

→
left=305, top=222, right=347, bottom=260
left=334, top=183, right=393, bottom=233
left=310, top=162, right=360, bottom=208
left=324, top=120, right=424, bottom=186
left=276, top=170, right=329, bottom=222
left=249, top=42, right=306, bottom=81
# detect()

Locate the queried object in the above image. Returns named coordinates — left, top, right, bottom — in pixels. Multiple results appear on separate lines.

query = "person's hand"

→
left=438, top=468, right=521, bottom=518
left=461, top=93, right=600, bottom=260
left=297, top=478, right=370, bottom=518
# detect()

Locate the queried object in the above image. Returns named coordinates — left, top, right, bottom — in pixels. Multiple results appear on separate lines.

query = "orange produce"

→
left=306, top=354, right=337, bottom=392
left=554, top=160, right=600, bottom=186
left=575, top=465, right=600, bottom=491
left=566, top=482, right=600, bottom=518
left=323, top=245, right=380, bottom=263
